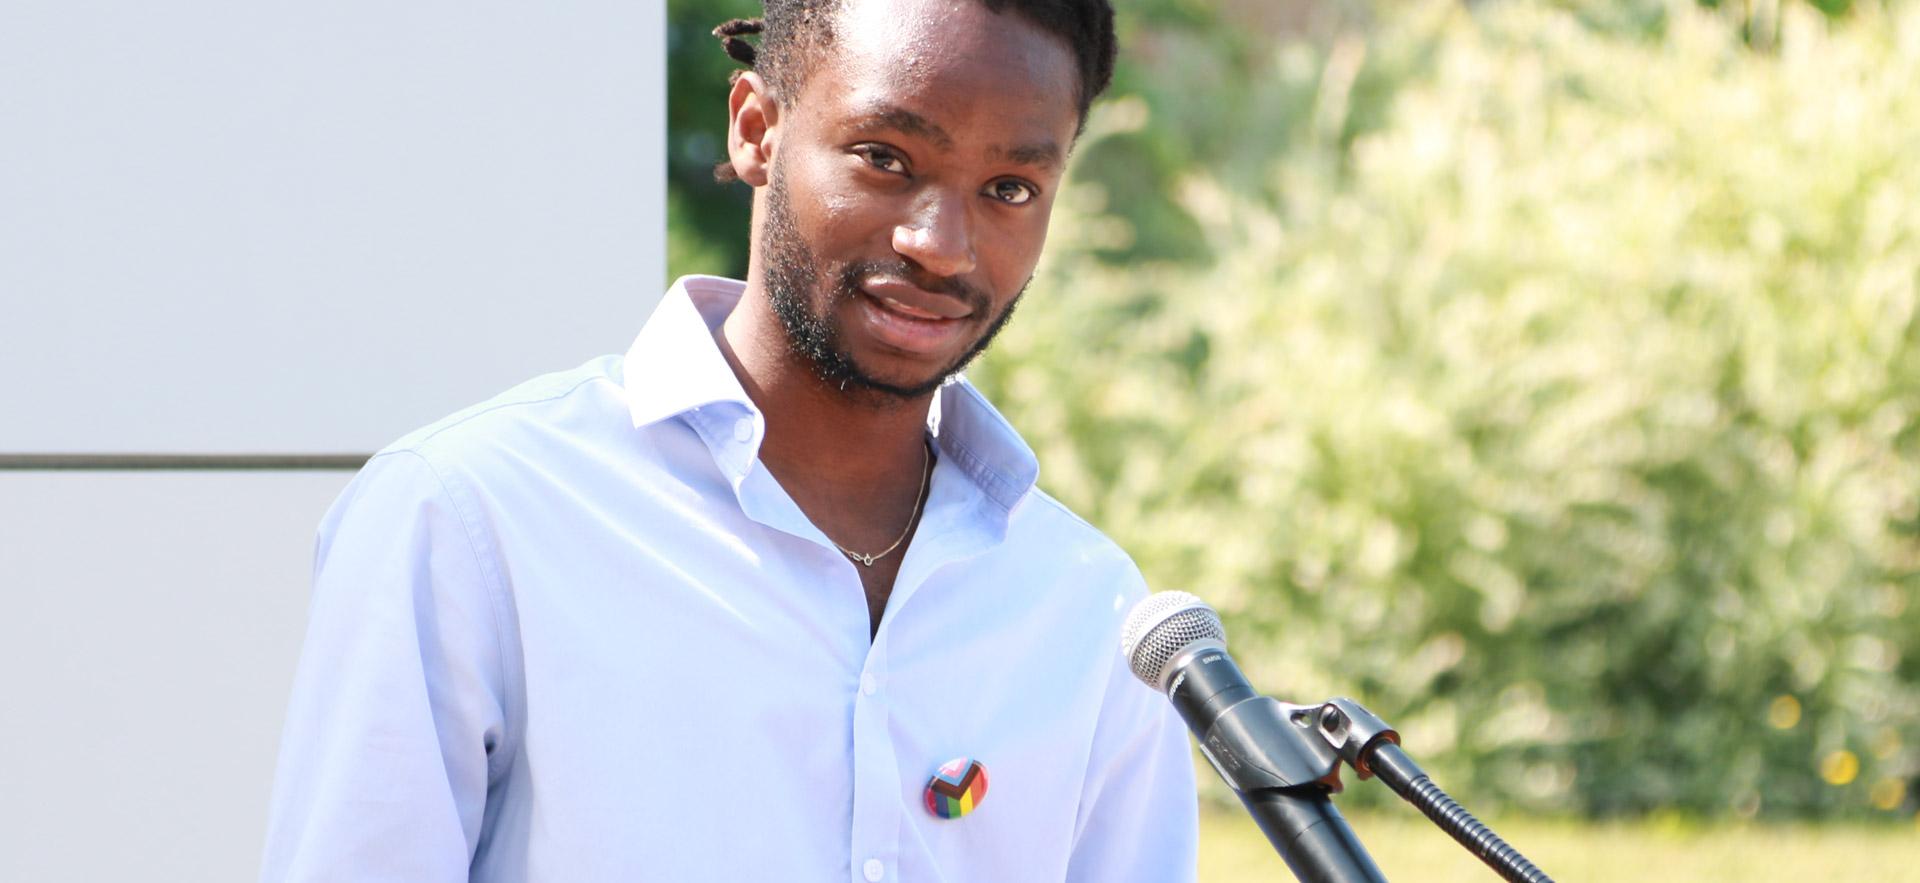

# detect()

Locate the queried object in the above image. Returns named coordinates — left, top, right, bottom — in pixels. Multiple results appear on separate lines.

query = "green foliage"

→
left=969, top=1, right=1920, bottom=818
left=663, top=0, right=1920, bottom=819
left=667, top=0, right=761, bottom=280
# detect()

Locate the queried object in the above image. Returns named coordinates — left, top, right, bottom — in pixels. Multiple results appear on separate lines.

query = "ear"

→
left=726, top=72, right=779, bottom=188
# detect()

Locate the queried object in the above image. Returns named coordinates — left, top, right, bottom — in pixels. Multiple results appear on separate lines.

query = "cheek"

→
left=785, top=150, right=904, bottom=246
left=816, top=192, right=875, bottom=242
left=982, top=204, right=1055, bottom=286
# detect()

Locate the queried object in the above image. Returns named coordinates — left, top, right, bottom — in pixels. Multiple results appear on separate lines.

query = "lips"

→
left=859, top=276, right=975, bottom=320
left=853, top=277, right=975, bottom=355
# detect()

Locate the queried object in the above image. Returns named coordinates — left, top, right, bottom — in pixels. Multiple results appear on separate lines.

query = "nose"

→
left=892, top=192, right=976, bottom=279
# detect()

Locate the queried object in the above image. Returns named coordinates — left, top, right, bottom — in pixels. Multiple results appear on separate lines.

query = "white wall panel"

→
left=0, top=473, right=351, bottom=882
left=0, top=2, right=666, bottom=878
left=0, top=1, right=666, bottom=454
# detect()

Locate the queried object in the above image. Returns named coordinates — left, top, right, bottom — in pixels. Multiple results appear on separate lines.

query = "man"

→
left=260, top=0, right=1198, bottom=879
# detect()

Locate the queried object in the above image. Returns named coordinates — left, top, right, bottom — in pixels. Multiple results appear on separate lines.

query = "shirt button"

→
left=733, top=417, right=754, bottom=443
left=863, top=859, right=885, bottom=882
left=860, top=673, right=878, bottom=696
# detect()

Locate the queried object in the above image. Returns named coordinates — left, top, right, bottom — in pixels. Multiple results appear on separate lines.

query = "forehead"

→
left=796, top=0, right=1081, bottom=148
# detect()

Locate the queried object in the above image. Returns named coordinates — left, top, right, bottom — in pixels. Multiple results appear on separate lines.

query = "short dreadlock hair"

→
left=712, top=0, right=1117, bottom=183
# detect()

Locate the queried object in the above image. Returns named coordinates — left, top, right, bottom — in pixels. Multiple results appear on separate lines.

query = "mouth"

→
left=853, top=277, right=975, bottom=356
left=859, top=276, right=976, bottom=320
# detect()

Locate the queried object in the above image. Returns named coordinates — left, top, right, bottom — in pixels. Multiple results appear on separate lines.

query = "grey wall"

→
left=1, top=0, right=666, bottom=454
left=0, top=473, right=350, bottom=881
left=0, top=2, right=665, bottom=879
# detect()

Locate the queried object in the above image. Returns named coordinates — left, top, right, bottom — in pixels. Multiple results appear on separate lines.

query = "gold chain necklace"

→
left=833, top=439, right=931, bottom=568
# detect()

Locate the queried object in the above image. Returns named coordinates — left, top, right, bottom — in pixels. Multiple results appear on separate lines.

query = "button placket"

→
left=848, top=646, right=899, bottom=883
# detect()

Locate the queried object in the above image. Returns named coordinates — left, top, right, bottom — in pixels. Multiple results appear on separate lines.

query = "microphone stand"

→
left=1167, top=645, right=1555, bottom=882
left=1164, top=647, right=1389, bottom=883
left=1130, top=593, right=1553, bottom=882
left=1308, top=699, right=1556, bottom=883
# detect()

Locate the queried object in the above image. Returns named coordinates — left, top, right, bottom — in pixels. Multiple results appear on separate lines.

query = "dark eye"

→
left=988, top=179, right=1036, bottom=205
left=854, top=144, right=908, bottom=175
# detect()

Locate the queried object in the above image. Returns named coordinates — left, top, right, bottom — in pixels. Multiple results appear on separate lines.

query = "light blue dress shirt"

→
left=260, top=276, right=1199, bottom=882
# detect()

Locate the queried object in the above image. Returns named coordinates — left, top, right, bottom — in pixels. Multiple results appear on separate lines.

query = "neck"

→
left=717, top=282, right=934, bottom=492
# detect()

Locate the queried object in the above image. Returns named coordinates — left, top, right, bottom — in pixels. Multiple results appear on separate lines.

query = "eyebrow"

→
left=847, top=104, right=955, bottom=151
left=847, top=102, right=1064, bottom=172
left=990, top=142, right=1064, bottom=172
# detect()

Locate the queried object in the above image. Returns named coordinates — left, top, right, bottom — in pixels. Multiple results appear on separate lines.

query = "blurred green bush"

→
left=970, top=1, right=1920, bottom=819
left=666, top=0, right=1920, bottom=818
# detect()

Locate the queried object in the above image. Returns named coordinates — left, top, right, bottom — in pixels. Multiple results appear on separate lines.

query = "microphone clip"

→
left=1164, top=643, right=1350, bottom=795
left=1307, top=698, right=1402, bottom=781
left=1197, top=695, right=1349, bottom=794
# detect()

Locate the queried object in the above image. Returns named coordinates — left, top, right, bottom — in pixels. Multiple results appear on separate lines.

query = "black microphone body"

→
left=1162, top=643, right=1389, bottom=883
left=1238, top=789, right=1381, bottom=883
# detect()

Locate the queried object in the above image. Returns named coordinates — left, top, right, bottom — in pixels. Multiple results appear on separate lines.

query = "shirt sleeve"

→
left=1063, top=600, right=1201, bottom=882
left=260, top=449, right=516, bottom=883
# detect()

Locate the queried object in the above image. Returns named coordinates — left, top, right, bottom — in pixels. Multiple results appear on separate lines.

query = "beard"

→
left=760, top=169, right=1023, bottom=402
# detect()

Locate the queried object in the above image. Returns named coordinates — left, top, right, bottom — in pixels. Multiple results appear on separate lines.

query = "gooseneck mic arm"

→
left=1313, top=700, right=1554, bottom=883
left=1123, top=591, right=1559, bottom=883
left=1368, top=743, right=1551, bottom=883
left=1122, top=594, right=1388, bottom=883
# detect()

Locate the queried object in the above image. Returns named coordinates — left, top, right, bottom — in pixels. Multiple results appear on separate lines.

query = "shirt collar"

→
left=622, top=275, right=1039, bottom=512
left=622, top=275, right=757, bottom=429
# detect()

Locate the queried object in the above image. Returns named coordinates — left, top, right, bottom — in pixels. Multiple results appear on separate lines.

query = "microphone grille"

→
left=1120, top=591, right=1226, bottom=688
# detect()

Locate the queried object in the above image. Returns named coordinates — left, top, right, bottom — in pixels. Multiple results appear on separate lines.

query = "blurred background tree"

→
left=667, top=0, right=1920, bottom=821
left=665, top=0, right=759, bottom=279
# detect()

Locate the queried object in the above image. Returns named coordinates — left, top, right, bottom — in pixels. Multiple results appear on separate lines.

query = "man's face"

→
left=754, top=0, right=1082, bottom=400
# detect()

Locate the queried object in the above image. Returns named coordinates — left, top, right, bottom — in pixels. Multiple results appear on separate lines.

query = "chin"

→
left=855, top=366, right=953, bottom=399
left=836, top=351, right=956, bottom=401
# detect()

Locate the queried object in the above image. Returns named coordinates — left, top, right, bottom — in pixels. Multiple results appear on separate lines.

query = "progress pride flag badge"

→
left=923, top=757, right=989, bottom=820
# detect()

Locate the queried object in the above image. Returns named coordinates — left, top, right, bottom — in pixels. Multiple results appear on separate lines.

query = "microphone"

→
left=1122, top=592, right=1388, bottom=883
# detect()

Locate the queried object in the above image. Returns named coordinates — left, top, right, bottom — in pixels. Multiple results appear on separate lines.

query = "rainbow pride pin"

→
left=923, top=757, right=989, bottom=820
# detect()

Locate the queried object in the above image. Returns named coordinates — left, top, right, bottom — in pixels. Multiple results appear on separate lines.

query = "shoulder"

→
left=319, top=355, right=630, bottom=545
left=1019, top=488, right=1140, bottom=575
left=942, top=376, right=1152, bottom=608
left=381, top=354, right=627, bottom=476
left=1003, top=485, right=1154, bottom=639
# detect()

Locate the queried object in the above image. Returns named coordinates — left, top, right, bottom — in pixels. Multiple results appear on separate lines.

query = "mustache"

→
left=836, top=259, right=989, bottom=314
